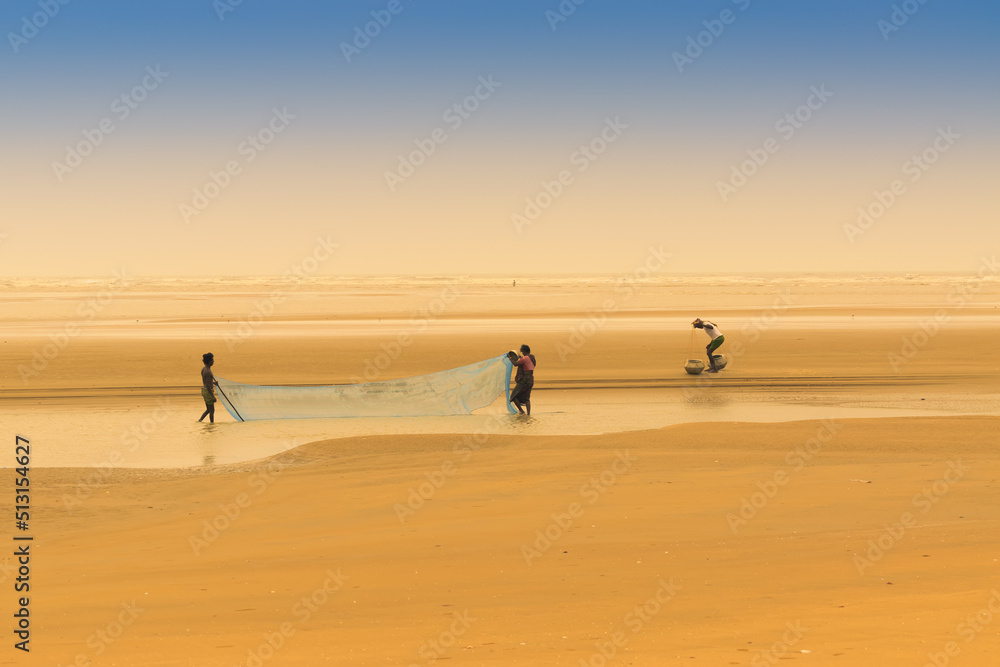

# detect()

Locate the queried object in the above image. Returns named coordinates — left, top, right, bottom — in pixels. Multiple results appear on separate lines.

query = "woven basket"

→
left=684, top=359, right=705, bottom=375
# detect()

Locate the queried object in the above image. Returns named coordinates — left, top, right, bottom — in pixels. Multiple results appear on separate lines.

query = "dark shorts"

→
left=707, top=335, right=724, bottom=353
left=202, top=387, right=216, bottom=408
left=510, top=375, right=534, bottom=403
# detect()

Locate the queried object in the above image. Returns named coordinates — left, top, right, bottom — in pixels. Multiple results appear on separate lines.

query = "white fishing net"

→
left=215, top=354, right=516, bottom=421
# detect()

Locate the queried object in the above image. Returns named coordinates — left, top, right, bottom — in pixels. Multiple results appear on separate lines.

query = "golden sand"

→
left=2, top=278, right=998, bottom=665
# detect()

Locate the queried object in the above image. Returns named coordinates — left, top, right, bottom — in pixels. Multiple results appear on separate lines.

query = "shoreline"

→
left=24, top=415, right=1000, bottom=665
left=29, top=413, right=1000, bottom=473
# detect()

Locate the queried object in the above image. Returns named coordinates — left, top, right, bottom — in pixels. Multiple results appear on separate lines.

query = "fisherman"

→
left=198, top=352, right=220, bottom=423
left=507, top=344, right=536, bottom=415
left=692, top=318, right=725, bottom=373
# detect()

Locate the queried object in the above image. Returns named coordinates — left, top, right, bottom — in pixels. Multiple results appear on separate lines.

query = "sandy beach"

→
left=7, top=0, right=999, bottom=663
left=2, top=276, right=999, bottom=665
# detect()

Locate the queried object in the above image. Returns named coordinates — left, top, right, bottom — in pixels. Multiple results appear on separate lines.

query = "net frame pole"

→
left=215, top=383, right=244, bottom=422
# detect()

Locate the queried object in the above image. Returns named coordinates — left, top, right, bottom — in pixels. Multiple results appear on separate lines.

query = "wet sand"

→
left=20, top=417, right=1000, bottom=666
left=2, top=277, right=999, bottom=665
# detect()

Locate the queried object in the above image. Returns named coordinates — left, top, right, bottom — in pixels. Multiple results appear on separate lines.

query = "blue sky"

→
left=2, top=0, right=997, bottom=275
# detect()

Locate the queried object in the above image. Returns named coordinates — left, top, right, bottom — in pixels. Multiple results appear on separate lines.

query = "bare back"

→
left=202, top=365, right=215, bottom=391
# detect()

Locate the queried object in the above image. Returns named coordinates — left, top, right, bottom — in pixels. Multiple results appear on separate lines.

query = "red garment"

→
left=517, top=355, right=536, bottom=371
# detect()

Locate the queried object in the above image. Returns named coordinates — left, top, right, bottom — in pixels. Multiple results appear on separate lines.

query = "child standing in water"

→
left=508, top=344, right=536, bottom=415
left=198, top=352, right=219, bottom=423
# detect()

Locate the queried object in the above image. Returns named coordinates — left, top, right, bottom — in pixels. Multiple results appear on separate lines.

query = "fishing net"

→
left=215, top=354, right=516, bottom=421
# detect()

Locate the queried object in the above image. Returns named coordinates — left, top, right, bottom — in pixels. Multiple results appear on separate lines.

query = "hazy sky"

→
left=1, top=0, right=997, bottom=276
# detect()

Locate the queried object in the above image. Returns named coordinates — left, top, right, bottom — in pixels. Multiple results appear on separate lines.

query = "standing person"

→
left=507, top=344, right=536, bottom=415
left=198, top=352, right=219, bottom=423
left=692, top=318, right=725, bottom=373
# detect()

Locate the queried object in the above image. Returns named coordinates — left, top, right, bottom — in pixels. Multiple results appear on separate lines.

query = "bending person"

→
left=507, top=344, right=536, bottom=415
left=692, top=318, right=725, bottom=373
